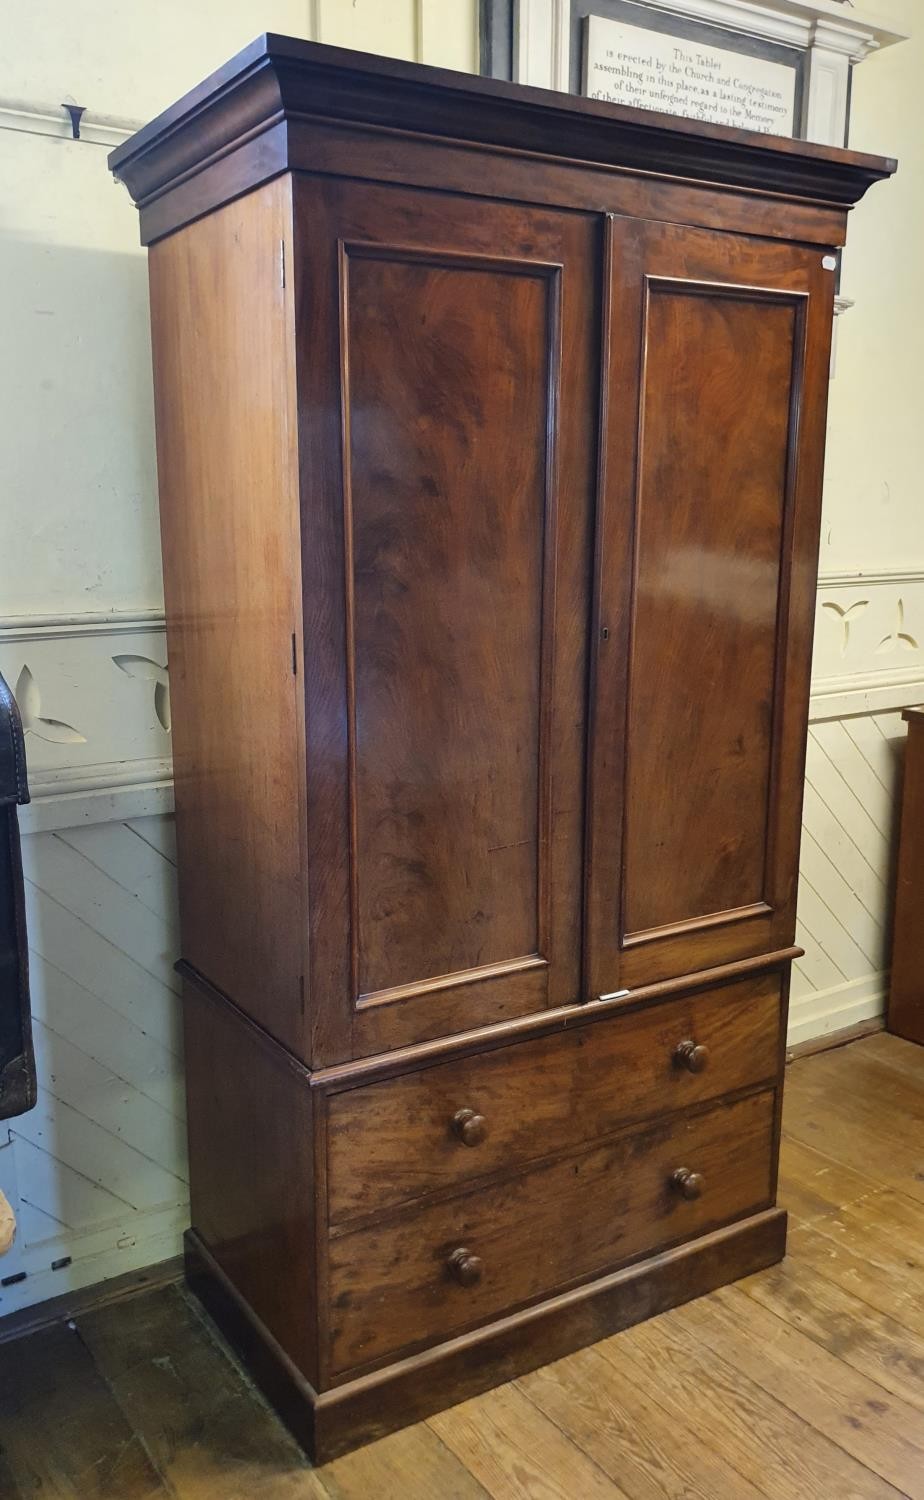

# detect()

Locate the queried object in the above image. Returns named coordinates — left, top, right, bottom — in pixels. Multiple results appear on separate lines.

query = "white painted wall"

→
left=822, top=0, right=923, bottom=575
left=788, top=0, right=924, bottom=1045
left=0, top=0, right=477, bottom=1314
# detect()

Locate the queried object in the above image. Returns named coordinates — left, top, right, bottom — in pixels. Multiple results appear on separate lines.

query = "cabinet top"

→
left=109, top=32, right=895, bottom=238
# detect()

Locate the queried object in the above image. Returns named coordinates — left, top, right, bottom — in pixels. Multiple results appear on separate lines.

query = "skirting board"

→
left=0, top=1204, right=188, bottom=1319
left=787, top=1015, right=883, bottom=1061
left=186, top=1210, right=788, bottom=1463
left=787, top=971, right=887, bottom=1049
left=0, top=1254, right=183, bottom=1346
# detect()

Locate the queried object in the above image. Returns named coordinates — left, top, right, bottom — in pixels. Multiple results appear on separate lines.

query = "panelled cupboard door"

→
left=586, top=216, right=833, bottom=999
left=294, top=178, right=598, bottom=1064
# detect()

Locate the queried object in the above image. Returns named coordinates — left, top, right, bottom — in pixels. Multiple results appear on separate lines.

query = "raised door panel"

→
left=586, top=217, right=833, bottom=997
left=294, top=179, right=598, bottom=1064
left=347, top=247, right=548, bottom=1001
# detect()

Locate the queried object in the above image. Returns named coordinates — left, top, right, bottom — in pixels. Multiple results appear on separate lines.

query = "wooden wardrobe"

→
left=111, top=36, right=894, bottom=1460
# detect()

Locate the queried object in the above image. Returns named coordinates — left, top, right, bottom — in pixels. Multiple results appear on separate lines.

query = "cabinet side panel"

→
left=183, top=977, right=318, bottom=1385
left=148, top=179, right=306, bottom=1055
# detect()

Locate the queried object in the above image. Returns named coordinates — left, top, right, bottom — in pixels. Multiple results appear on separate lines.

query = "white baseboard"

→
left=19, top=759, right=174, bottom=834
left=0, top=1202, right=189, bottom=1317
left=787, top=971, right=887, bottom=1048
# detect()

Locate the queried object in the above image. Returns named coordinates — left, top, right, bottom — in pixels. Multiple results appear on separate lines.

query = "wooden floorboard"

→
left=0, top=1033, right=922, bottom=1498
left=0, top=1321, right=169, bottom=1498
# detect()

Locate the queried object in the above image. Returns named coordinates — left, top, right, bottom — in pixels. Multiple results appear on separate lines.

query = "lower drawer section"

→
left=328, top=1088, right=775, bottom=1375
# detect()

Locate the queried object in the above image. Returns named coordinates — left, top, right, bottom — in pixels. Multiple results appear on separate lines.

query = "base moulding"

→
left=185, top=1208, right=788, bottom=1462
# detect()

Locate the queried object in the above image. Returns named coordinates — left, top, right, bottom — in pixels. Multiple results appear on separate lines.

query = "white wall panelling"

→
left=0, top=612, right=172, bottom=834
left=0, top=814, right=185, bottom=1316
left=790, top=570, right=924, bottom=1046
left=810, top=570, right=924, bottom=709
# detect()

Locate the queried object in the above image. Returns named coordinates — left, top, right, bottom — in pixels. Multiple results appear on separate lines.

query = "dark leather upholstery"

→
left=0, top=671, right=35, bottom=1121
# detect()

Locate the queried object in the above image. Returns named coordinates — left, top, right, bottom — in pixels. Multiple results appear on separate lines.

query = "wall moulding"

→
left=5, top=578, right=923, bottom=821
left=0, top=101, right=139, bottom=148
left=0, top=610, right=172, bottom=832
left=810, top=569, right=924, bottom=721
left=815, top=568, right=924, bottom=589
left=0, top=609, right=165, bottom=641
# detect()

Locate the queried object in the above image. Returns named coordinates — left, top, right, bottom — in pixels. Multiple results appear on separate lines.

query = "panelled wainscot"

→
left=110, top=36, right=895, bottom=1461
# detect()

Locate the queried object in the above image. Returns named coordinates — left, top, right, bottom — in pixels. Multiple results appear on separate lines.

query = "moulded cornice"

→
left=109, top=33, right=896, bottom=234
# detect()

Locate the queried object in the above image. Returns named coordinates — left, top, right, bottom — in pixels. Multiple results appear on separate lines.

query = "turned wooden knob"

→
left=674, top=1039, right=710, bottom=1074
left=451, top=1108, right=487, bottom=1147
left=671, top=1167, right=705, bottom=1201
left=447, top=1247, right=483, bottom=1287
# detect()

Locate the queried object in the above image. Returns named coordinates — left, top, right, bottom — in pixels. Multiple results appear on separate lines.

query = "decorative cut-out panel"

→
left=15, top=664, right=86, bottom=745
left=0, top=612, right=170, bottom=788
left=812, top=573, right=924, bottom=692
left=875, top=598, right=918, bottom=656
left=113, top=654, right=171, bottom=733
left=820, top=597, right=868, bottom=657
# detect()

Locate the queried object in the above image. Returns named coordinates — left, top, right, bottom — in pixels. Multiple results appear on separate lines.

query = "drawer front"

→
left=328, top=972, right=781, bottom=1225
left=328, top=1088, right=775, bottom=1374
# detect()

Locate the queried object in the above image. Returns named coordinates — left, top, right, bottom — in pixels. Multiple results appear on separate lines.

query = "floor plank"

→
left=858, top=1029, right=924, bottom=1084
left=737, top=1255, right=924, bottom=1411
left=600, top=1308, right=903, bottom=1500
left=676, top=1286, right=924, bottom=1498
left=784, top=1047, right=924, bottom=1206
left=429, top=1382, right=626, bottom=1499
left=787, top=1191, right=924, bottom=1333
left=776, top=1135, right=882, bottom=1223
left=318, top=1423, right=491, bottom=1500
left=519, top=1343, right=768, bottom=1499
left=0, top=1320, right=169, bottom=1498
left=77, top=1283, right=327, bottom=1499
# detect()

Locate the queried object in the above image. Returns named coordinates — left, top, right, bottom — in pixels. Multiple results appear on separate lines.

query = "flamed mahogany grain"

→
left=327, top=972, right=781, bottom=1225
left=624, top=289, right=796, bottom=935
left=585, top=217, right=836, bottom=997
left=345, top=249, right=549, bottom=1000
left=328, top=1089, right=776, bottom=1375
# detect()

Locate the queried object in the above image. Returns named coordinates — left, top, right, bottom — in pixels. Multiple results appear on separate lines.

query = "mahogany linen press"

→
left=110, top=36, right=895, bottom=1460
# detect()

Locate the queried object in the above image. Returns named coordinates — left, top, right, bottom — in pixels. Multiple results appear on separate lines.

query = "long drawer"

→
left=327, top=972, right=781, bottom=1225
left=328, top=1087, right=776, bottom=1375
